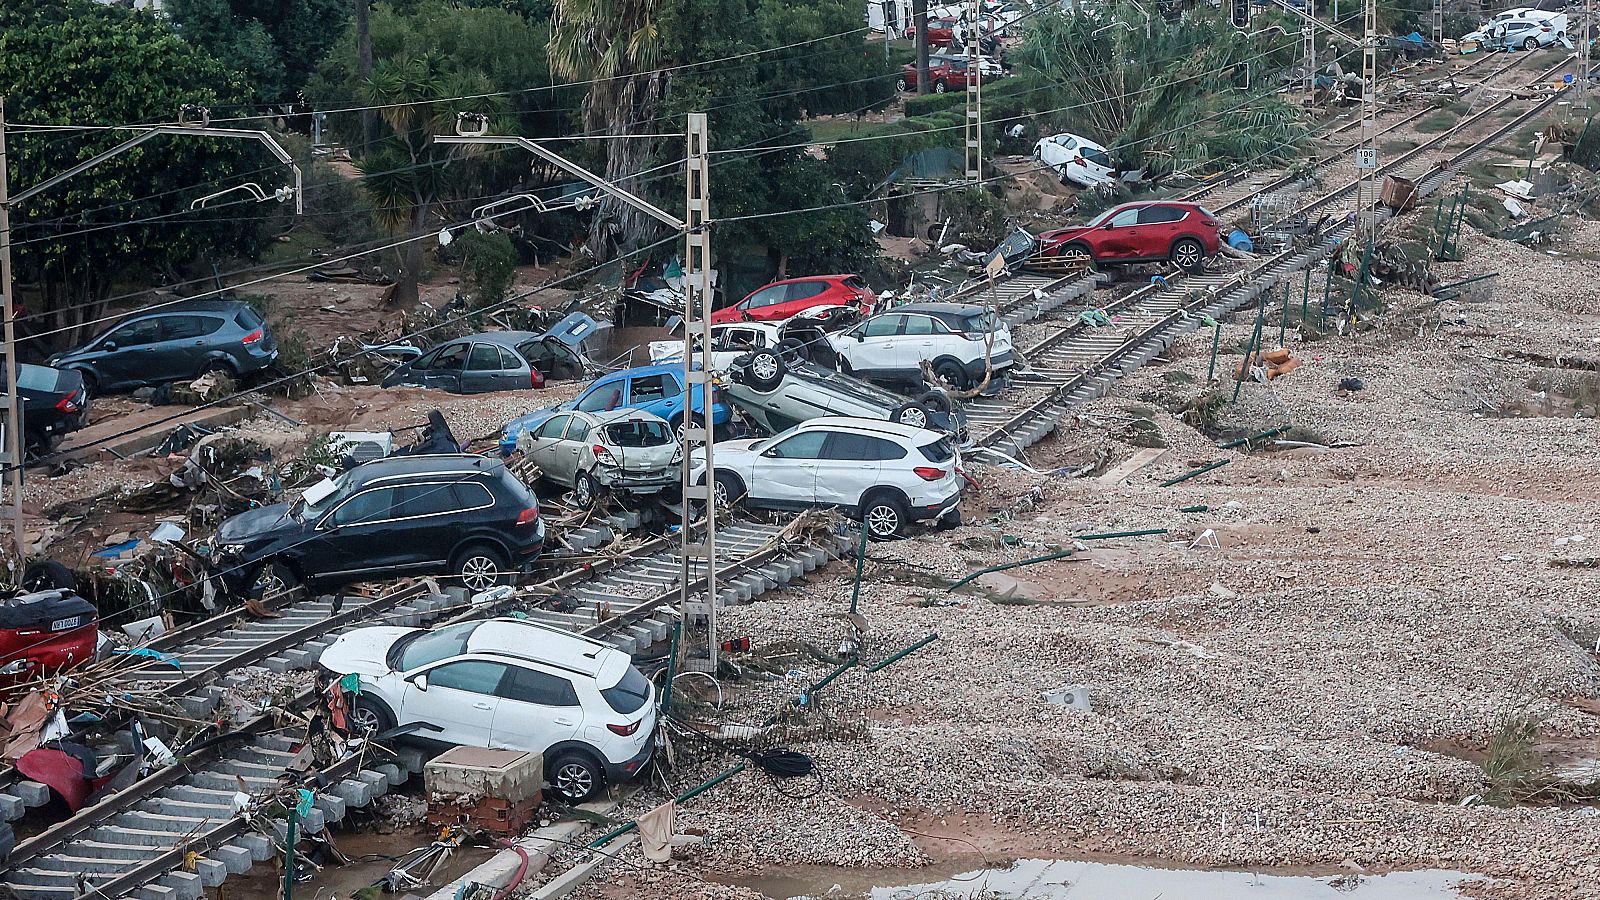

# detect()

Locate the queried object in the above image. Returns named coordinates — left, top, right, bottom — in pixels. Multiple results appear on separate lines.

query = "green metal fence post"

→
left=1233, top=293, right=1267, bottom=403
left=847, top=524, right=869, bottom=615
left=1207, top=321, right=1222, bottom=382
left=282, top=807, right=298, bottom=900
left=1278, top=283, right=1289, bottom=345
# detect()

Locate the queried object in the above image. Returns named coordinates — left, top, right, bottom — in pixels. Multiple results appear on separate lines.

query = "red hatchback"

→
left=1036, top=201, right=1224, bottom=273
left=711, top=275, right=877, bottom=325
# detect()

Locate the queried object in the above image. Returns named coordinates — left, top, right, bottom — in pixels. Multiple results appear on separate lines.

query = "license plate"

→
left=51, top=616, right=82, bottom=631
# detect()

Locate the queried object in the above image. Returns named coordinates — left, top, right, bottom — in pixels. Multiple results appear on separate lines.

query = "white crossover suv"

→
left=318, top=617, right=656, bottom=802
left=689, top=416, right=963, bottom=538
left=826, top=302, right=1013, bottom=391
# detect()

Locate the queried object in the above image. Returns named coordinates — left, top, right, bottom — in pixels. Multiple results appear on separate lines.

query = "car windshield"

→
left=292, top=475, right=344, bottom=520
left=1, top=364, right=61, bottom=392
left=957, top=311, right=999, bottom=334
left=391, top=621, right=483, bottom=672
left=1084, top=206, right=1125, bottom=227
left=604, top=419, right=672, bottom=447
left=600, top=665, right=652, bottom=714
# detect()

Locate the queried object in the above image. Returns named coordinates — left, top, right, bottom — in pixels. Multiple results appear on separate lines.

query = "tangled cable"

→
left=661, top=711, right=825, bottom=799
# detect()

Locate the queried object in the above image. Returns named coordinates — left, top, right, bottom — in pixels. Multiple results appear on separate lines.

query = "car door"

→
left=1136, top=205, right=1188, bottom=260
left=156, top=315, right=224, bottom=378
left=750, top=428, right=828, bottom=506
left=457, top=341, right=512, bottom=390
left=840, top=314, right=903, bottom=376
left=627, top=372, right=682, bottom=419
left=403, top=660, right=509, bottom=746
left=388, top=482, right=469, bottom=573
left=813, top=432, right=883, bottom=507
left=314, top=485, right=403, bottom=579
left=92, top=317, right=164, bottom=387
left=1090, top=206, right=1143, bottom=260
left=556, top=415, right=596, bottom=485
left=521, top=414, right=575, bottom=483
left=896, top=313, right=944, bottom=371
left=423, top=342, right=470, bottom=392
left=490, top=664, right=585, bottom=752
left=775, top=280, right=829, bottom=319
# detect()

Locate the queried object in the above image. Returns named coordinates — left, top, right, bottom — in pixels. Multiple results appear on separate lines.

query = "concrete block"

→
left=0, top=792, right=26, bottom=820
left=158, top=871, right=204, bottom=900
left=212, top=844, right=254, bottom=875
left=376, top=763, right=405, bottom=787
left=193, top=857, right=229, bottom=887
left=396, top=747, right=428, bottom=774
left=425, top=747, right=543, bottom=803
left=314, top=792, right=347, bottom=822
left=9, top=780, right=51, bottom=807
left=331, top=779, right=373, bottom=808
left=133, top=885, right=180, bottom=900
left=356, top=769, right=390, bottom=798
left=234, top=832, right=274, bottom=862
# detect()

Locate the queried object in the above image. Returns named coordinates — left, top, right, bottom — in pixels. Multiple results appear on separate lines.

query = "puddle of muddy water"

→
left=727, top=858, right=1485, bottom=899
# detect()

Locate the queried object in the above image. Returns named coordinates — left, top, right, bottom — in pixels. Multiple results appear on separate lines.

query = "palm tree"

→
left=548, top=0, right=665, bottom=261
left=358, top=54, right=504, bottom=305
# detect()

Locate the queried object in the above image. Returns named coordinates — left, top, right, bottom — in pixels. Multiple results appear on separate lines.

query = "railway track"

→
left=0, top=517, right=845, bottom=899
left=0, top=49, right=1570, bottom=900
left=968, top=58, right=1573, bottom=454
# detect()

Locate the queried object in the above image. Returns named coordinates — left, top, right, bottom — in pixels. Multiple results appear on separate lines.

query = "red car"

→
left=895, top=54, right=997, bottom=93
left=711, top=275, right=877, bottom=325
left=1036, top=201, right=1224, bottom=273
left=902, top=16, right=958, bottom=45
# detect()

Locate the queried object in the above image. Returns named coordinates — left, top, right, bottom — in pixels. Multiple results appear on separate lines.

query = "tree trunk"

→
left=914, top=0, right=930, bottom=93
left=355, top=0, right=376, bottom=154
left=393, top=202, right=427, bottom=306
left=586, top=75, right=664, bottom=262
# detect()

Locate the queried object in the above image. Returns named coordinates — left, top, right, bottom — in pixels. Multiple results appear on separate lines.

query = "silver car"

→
left=515, top=408, right=681, bottom=508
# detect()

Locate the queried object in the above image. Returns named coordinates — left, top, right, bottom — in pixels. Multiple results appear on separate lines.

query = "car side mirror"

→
left=1101, top=222, right=1116, bottom=230
left=410, top=673, right=429, bottom=692
left=101, top=341, right=118, bottom=352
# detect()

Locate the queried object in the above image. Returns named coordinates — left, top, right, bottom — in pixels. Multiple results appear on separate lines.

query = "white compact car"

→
left=1033, top=132, right=1117, bottom=188
left=690, top=416, right=962, bottom=538
left=827, top=302, right=1013, bottom=391
left=318, top=617, right=656, bottom=802
left=516, top=408, right=680, bottom=508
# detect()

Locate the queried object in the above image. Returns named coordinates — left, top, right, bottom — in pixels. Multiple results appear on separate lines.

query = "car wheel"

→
left=74, top=369, right=98, bottom=401
left=21, top=560, right=76, bottom=593
left=346, top=696, right=395, bottom=736
left=933, top=80, right=948, bottom=93
left=917, top=390, right=955, bottom=414
left=861, top=491, right=910, bottom=540
left=894, top=76, right=909, bottom=92
left=451, top=544, right=510, bottom=592
left=1524, top=36, right=1538, bottom=50
left=202, top=359, right=237, bottom=378
left=890, top=401, right=933, bottom=430
left=548, top=750, right=607, bottom=803
left=733, top=349, right=786, bottom=392
left=774, top=337, right=809, bottom=366
left=1056, top=241, right=1094, bottom=272
left=933, top=360, right=970, bottom=391
left=673, top=412, right=708, bottom=445
left=573, top=471, right=602, bottom=509
left=1170, top=237, right=1207, bottom=274
left=712, top=470, right=746, bottom=510
left=255, top=561, right=299, bottom=601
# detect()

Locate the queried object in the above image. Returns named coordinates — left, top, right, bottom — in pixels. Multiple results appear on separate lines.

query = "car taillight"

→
left=1201, top=217, right=1219, bottom=228
left=55, top=391, right=81, bottom=414
left=913, top=466, right=946, bottom=481
left=241, top=328, right=264, bottom=345
left=607, top=720, right=640, bottom=736
left=593, top=444, right=617, bottom=466
left=516, top=506, right=539, bottom=526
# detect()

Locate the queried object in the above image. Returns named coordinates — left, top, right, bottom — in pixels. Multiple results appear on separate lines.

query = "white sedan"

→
left=1033, top=132, right=1117, bottom=188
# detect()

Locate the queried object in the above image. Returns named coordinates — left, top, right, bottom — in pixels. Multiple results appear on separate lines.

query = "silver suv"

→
left=725, top=352, right=969, bottom=444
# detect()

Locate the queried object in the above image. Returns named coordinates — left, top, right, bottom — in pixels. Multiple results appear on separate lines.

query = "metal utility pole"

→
left=1356, top=0, right=1379, bottom=244
left=680, top=113, right=717, bottom=674
left=437, top=116, right=719, bottom=671
left=1432, top=0, right=1443, bottom=46
left=914, top=0, right=932, bottom=93
left=0, top=104, right=300, bottom=570
left=964, top=0, right=984, bottom=182
left=1580, top=0, right=1594, bottom=107
left=0, top=102, right=24, bottom=566
left=1303, top=24, right=1318, bottom=107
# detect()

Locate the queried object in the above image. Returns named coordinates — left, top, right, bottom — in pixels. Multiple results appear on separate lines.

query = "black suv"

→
left=48, top=300, right=279, bottom=394
left=212, top=454, right=545, bottom=597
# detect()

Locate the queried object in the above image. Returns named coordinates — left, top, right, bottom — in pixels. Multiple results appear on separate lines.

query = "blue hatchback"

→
left=499, top=363, right=732, bottom=454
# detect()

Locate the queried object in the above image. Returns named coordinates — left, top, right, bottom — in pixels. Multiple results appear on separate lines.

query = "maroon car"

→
left=902, top=16, right=958, bottom=45
left=895, top=53, right=1003, bottom=93
left=1036, top=201, right=1224, bottom=273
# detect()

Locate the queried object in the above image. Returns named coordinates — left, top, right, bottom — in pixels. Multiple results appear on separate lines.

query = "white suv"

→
left=318, top=617, right=656, bottom=802
left=825, top=302, right=1013, bottom=391
left=690, top=416, right=963, bottom=538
